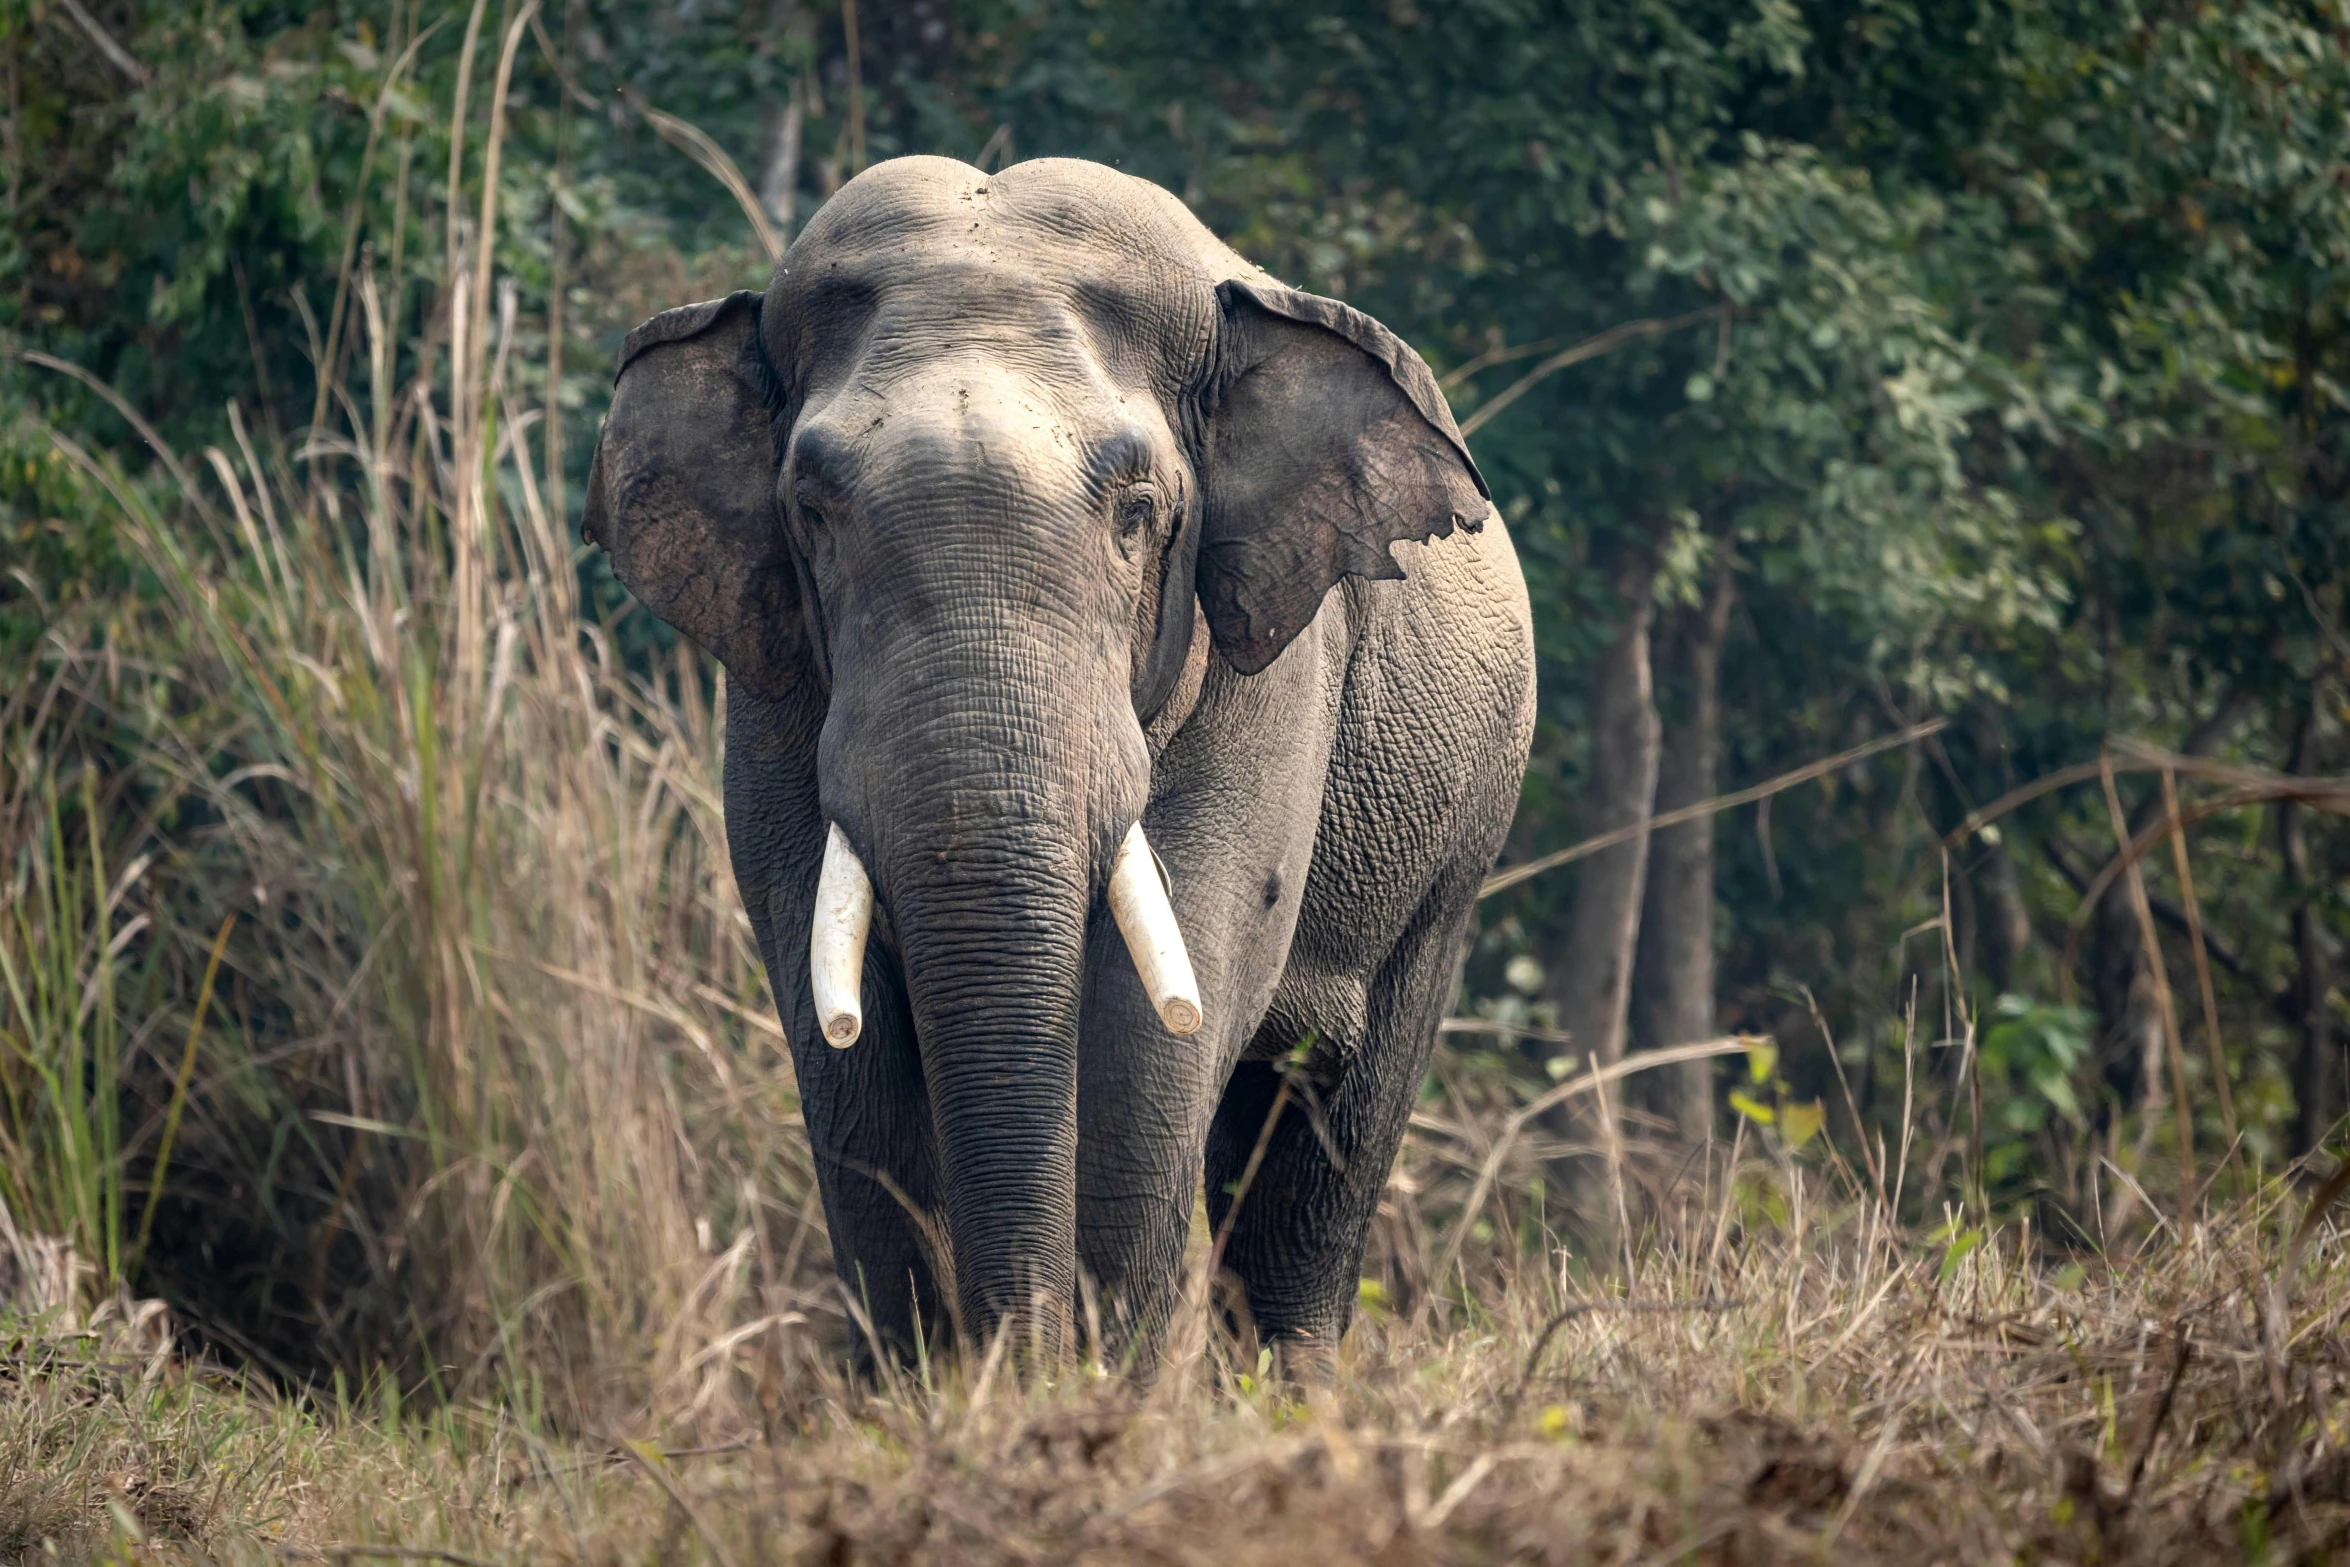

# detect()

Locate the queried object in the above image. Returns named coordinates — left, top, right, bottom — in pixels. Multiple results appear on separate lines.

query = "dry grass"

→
left=5, top=288, right=805, bottom=1413
left=4, top=57, right=804, bottom=1412
left=8, top=1164, right=2350, bottom=1565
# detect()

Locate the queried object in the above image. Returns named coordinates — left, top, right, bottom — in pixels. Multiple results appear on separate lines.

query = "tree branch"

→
left=1482, top=718, right=1949, bottom=898
left=1457, top=306, right=1718, bottom=438
left=2046, top=827, right=2299, bottom=1022
left=53, top=0, right=147, bottom=85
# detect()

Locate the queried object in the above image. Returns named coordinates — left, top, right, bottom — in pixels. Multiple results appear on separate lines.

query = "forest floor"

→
left=9, top=1172, right=2348, bottom=1566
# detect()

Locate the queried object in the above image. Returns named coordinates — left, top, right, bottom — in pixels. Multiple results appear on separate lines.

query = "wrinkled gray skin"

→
left=584, top=156, right=1533, bottom=1373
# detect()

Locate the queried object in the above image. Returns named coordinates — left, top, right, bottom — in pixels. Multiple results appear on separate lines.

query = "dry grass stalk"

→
left=2098, top=747, right=2196, bottom=1219
left=2158, top=765, right=2240, bottom=1176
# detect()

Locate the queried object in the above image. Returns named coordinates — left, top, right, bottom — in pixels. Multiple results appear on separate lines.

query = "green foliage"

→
left=1726, top=1036, right=1824, bottom=1149
left=0, top=420, right=127, bottom=655
left=1975, top=993, right=2096, bottom=1193
left=1979, top=996, right=2093, bottom=1138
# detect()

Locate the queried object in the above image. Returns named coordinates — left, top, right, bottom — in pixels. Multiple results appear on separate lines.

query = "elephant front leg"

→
left=1071, top=899, right=1236, bottom=1360
left=1072, top=659, right=1333, bottom=1365
left=789, top=943, right=951, bottom=1366
left=728, top=692, right=950, bottom=1367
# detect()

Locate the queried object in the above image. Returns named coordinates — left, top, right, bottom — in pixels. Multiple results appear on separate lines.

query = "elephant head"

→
left=583, top=157, right=1485, bottom=1345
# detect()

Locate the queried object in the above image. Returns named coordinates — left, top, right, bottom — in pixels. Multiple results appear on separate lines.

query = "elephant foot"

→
left=1269, top=1329, right=1339, bottom=1388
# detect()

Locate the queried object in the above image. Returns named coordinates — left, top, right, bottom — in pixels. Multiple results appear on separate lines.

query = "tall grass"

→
left=0, top=758, right=132, bottom=1302
left=3, top=46, right=811, bottom=1424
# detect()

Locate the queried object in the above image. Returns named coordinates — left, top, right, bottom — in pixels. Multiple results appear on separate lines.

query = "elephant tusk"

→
left=1108, top=822, right=1204, bottom=1036
left=809, top=822, right=873, bottom=1047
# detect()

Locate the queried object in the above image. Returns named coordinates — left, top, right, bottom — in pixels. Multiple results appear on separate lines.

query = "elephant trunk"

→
left=821, top=648, right=1151, bottom=1352
left=876, top=796, right=1093, bottom=1349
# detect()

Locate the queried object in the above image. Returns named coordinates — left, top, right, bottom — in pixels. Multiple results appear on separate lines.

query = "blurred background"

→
left=3, top=0, right=2345, bottom=1412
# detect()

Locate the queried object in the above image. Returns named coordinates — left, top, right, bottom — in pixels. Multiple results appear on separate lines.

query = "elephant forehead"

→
left=795, top=155, right=1237, bottom=277
left=801, top=361, right=1168, bottom=499
left=772, top=158, right=1257, bottom=388
left=777, top=258, right=1203, bottom=417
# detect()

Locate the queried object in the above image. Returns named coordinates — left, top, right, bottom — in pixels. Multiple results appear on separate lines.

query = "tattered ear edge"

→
left=1195, top=279, right=1494, bottom=675
left=1214, top=278, right=1492, bottom=508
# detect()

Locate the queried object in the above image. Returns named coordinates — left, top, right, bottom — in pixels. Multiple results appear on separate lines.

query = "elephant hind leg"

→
left=1203, top=866, right=1478, bottom=1379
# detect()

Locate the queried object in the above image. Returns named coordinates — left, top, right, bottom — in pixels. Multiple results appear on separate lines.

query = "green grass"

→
left=0, top=763, right=131, bottom=1292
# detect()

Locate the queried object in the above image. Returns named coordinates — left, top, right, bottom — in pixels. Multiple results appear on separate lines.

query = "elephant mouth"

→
left=806, top=818, right=1203, bottom=1048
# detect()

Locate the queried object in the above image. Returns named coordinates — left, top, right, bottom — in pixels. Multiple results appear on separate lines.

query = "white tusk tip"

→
left=810, top=821, right=874, bottom=1052
left=1108, top=822, right=1205, bottom=1039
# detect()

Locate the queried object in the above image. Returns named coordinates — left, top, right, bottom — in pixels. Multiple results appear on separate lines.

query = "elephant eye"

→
left=792, top=485, right=831, bottom=535
left=1113, top=482, right=1158, bottom=538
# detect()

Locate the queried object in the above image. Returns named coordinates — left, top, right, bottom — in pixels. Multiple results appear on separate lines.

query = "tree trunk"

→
left=1970, top=711, right=2036, bottom=996
left=1545, top=550, right=1661, bottom=1253
left=1976, top=838, right=2033, bottom=996
left=1550, top=550, right=1662, bottom=1070
left=1630, top=568, right=1733, bottom=1143
left=757, top=2, right=812, bottom=231
left=2282, top=690, right=2340, bottom=1156
left=2087, top=875, right=2167, bottom=1140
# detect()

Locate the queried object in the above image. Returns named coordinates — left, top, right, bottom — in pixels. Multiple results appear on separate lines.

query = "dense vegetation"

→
left=3, top=0, right=2346, bottom=1413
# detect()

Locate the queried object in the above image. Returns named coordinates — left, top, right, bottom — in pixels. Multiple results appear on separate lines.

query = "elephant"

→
left=583, top=154, right=1534, bottom=1375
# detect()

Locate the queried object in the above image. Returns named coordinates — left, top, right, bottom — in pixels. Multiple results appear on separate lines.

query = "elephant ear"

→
left=583, top=289, right=805, bottom=697
left=1196, top=279, right=1491, bottom=675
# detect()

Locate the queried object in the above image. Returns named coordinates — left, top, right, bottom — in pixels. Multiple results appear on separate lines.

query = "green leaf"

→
left=1745, top=1039, right=1779, bottom=1085
left=1938, top=1228, right=1985, bottom=1283
left=1729, top=1089, right=1776, bottom=1125
left=2032, top=1069, right=2087, bottom=1130
left=1780, top=1099, right=1825, bottom=1150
